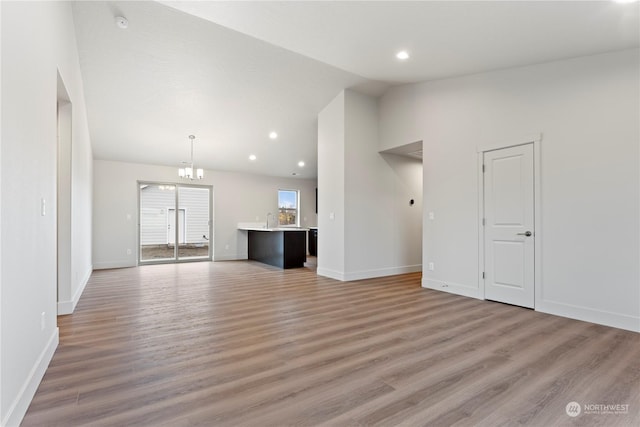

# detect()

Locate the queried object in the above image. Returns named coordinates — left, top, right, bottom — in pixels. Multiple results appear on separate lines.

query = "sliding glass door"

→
left=177, top=186, right=210, bottom=260
left=138, top=182, right=212, bottom=264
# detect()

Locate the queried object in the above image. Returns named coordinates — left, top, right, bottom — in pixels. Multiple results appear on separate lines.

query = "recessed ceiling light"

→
left=396, top=50, right=410, bottom=60
left=269, top=131, right=278, bottom=140
left=115, top=16, right=129, bottom=29
left=249, top=154, right=257, bottom=161
left=298, top=161, right=305, bottom=167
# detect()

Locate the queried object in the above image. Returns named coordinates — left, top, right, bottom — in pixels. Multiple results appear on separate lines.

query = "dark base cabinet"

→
left=308, top=228, right=317, bottom=256
left=248, top=230, right=307, bottom=269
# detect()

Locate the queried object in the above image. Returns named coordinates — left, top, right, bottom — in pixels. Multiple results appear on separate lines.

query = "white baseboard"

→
left=343, top=264, right=422, bottom=281
left=317, top=267, right=346, bottom=281
left=421, top=277, right=639, bottom=332
left=213, top=254, right=243, bottom=261
left=93, top=259, right=136, bottom=270
left=318, top=265, right=422, bottom=282
left=536, top=299, right=640, bottom=333
left=2, top=328, right=59, bottom=427
left=422, top=278, right=482, bottom=300
left=58, top=265, right=92, bottom=315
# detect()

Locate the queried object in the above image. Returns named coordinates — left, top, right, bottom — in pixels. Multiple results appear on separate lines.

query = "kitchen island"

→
left=238, top=226, right=308, bottom=269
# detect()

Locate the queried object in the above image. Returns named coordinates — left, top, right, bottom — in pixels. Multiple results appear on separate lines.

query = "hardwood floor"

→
left=23, top=261, right=639, bottom=426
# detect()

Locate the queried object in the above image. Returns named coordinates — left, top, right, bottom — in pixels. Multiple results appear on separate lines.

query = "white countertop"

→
left=238, top=227, right=309, bottom=232
left=237, top=222, right=312, bottom=232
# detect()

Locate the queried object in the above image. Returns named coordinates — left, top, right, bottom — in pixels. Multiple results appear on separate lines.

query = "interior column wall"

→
left=317, top=90, right=422, bottom=281
left=317, top=92, right=346, bottom=279
left=344, top=90, right=422, bottom=279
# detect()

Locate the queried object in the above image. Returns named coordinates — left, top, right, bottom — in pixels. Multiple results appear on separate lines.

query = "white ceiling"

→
left=73, top=1, right=639, bottom=179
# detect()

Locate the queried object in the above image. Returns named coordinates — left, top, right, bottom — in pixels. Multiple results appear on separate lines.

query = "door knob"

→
left=517, top=231, right=532, bottom=237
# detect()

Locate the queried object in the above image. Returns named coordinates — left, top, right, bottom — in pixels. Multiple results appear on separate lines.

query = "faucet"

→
left=266, top=213, right=272, bottom=229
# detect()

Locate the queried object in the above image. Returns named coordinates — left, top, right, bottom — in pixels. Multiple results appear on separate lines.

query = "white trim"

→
left=318, top=265, right=421, bottom=282
left=477, top=154, right=485, bottom=298
left=317, top=267, right=346, bottom=281
left=343, top=265, right=422, bottom=281
left=93, top=260, right=136, bottom=270
left=476, top=133, right=542, bottom=153
left=476, top=134, right=543, bottom=304
left=422, top=278, right=482, bottom=299
left=537, top=299, right=640, bottom=333
left=277, top=189, right=301, bottom=227
left=213, top=254, right=243, bottom=261
left=57, top=265, right=92, bottom=315
left=533, top=139, right=543, bottom=308
left=2, top=328, right=59, bottom=427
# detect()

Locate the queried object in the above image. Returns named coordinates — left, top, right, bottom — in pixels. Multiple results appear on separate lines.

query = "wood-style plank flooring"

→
left=23, top=260, right=640, bottom=426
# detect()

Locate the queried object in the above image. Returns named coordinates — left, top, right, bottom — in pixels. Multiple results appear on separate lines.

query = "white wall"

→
left=93, top=159, right=317, bottom=268
left=317, top=92, right=346, bottom=277
left=344, top=90, right=422, bottom=279
left=318, top=90, right=423, bottom=281
left=379, top=49, right=640, bottom=332
left=1, top=2, right=93, bottom=425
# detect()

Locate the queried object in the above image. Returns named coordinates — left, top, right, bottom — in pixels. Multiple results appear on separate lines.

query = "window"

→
left=278, top=189, right=299, bottom=227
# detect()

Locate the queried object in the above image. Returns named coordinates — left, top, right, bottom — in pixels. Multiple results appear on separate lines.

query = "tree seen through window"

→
left=278, top=190, right=299, bottom=226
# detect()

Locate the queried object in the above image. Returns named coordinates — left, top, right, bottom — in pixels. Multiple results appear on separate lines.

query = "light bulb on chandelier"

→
left=178, top=135, right=204, bottom=180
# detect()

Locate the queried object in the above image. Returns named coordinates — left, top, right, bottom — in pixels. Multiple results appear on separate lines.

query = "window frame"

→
left=277, top=189, right=300, bottom=227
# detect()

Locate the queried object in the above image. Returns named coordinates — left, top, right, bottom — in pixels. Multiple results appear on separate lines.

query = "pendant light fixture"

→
left=178, top=135, right=204, bottom=180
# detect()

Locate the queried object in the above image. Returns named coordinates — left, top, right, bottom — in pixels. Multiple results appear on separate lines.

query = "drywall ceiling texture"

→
left=75, top=1, right=637, bottom=182
left=72, top=1, right=375, bottom=180
left=161, top=1, right=640, bottom=83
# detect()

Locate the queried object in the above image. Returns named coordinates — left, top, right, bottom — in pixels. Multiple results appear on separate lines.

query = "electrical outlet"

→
left=224, top=244, right=230, bottom=251
left=126, top=248, right=132, bottom=255
left=41, top=312, right=45, bottom=331
left=428, top=262, right=434, bottom=271
left=428, top=211, right=434, bottom=220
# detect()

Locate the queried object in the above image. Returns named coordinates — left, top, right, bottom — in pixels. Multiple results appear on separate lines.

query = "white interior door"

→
left=484, top=143, right=535, bottom=308
left=167, top=208, right=185, bottom=244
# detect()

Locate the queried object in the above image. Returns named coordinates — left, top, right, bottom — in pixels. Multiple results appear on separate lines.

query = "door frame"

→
left=477, top=134, right=542, bottom=306
left=137, top=181, right=213, bottom=265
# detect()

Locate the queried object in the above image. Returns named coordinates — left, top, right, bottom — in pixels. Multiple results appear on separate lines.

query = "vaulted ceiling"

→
left=72, top=1, right=639, bottom=179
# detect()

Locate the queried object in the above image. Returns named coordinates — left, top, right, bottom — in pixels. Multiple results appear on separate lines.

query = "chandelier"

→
left=178, top=135, right=204, bottom=180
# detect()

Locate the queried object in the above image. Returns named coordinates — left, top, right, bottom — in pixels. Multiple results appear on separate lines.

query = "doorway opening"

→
left=57, top=72, right=72, bottom=314
left=138, top=182, right=212, bottom=263
left=379, top=140, right=424, bottom=272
